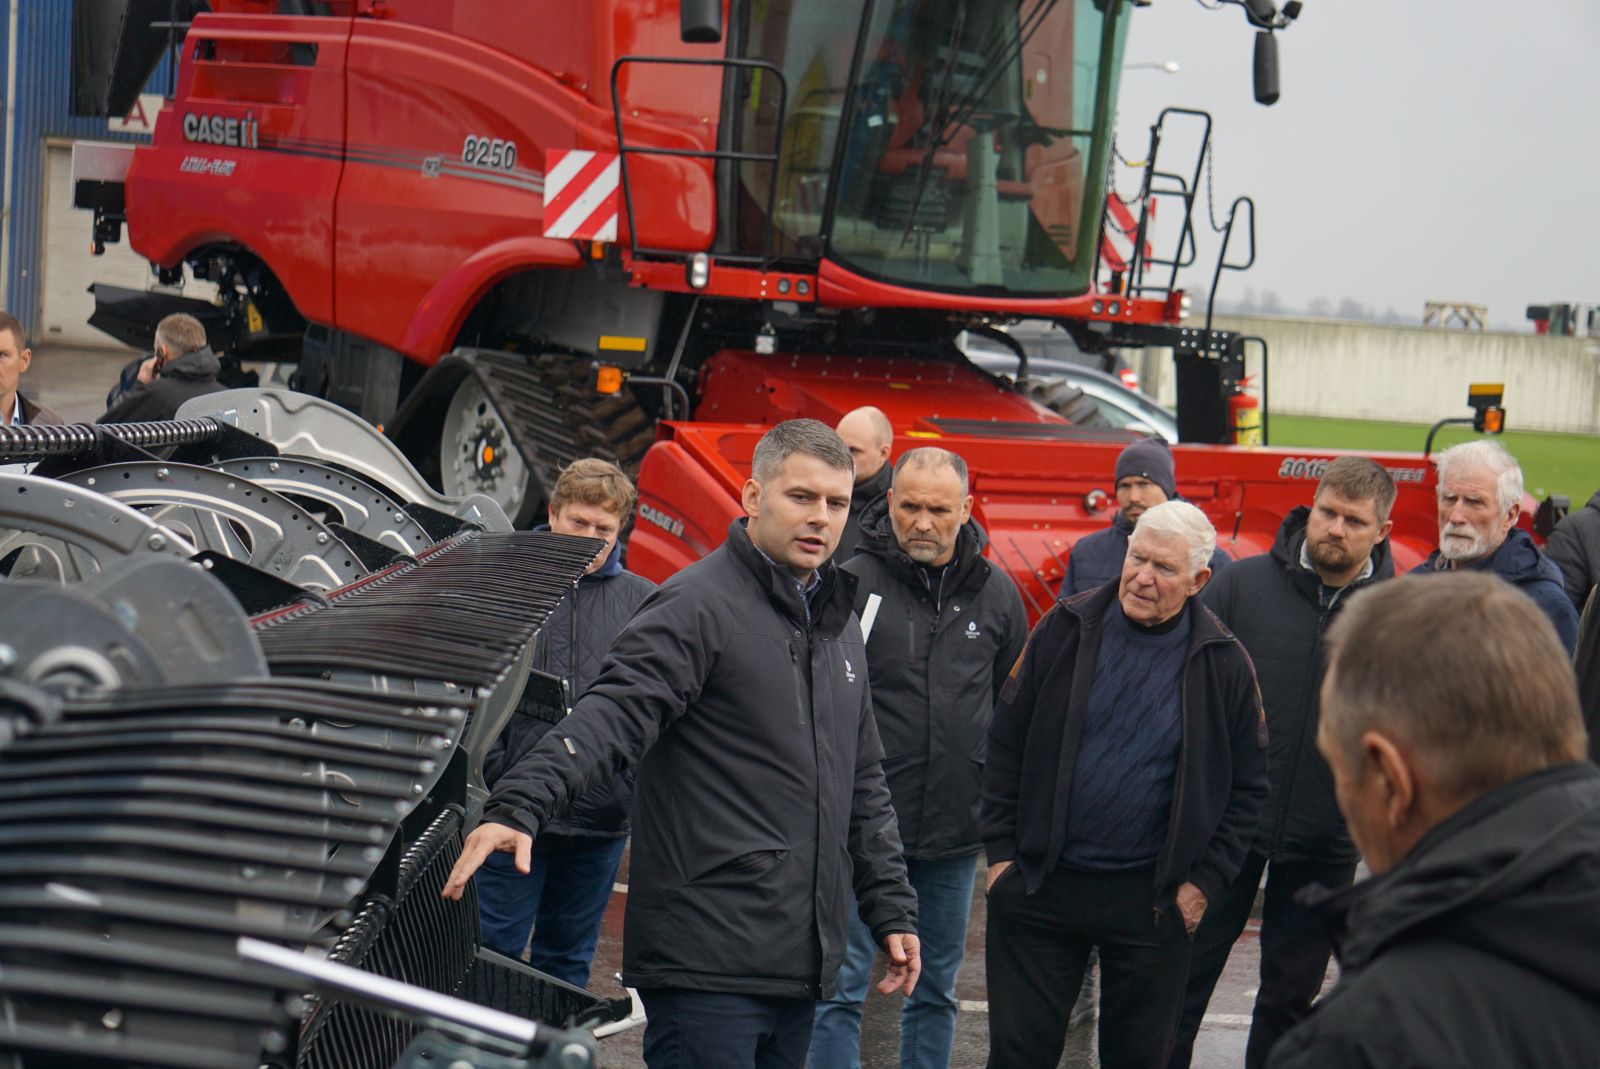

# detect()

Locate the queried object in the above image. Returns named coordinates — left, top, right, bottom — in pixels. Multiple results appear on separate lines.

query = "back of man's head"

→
left=835, top=406, right=893, bottom=482
left=155, top=313, right=208, bottom=360
left=1324, top=572, right=1586, bottom=803
left=1316, top=456, right=1397, bottom=520
left=752, top=418, right=853, bottom=483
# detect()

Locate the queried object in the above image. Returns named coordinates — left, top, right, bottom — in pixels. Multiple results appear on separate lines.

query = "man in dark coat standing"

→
left=1170, top=457, right=1397, bottom=1069
left=98, top=313, right=225, bottom=424
left=476, top=459, right=655, bottom=986
left=982, top=500, right=1267, bottom=1069
left=1268, top=572, right=1600, bottom=1069
left=811, top=447, right=1026, bottom=1069
left=835, top=406, right=894, bottom=561
left=1412, top=440, right=1577, bottom=653
left=1546, top=487, right=1600, bottom=613
left=1061, top=436, right=1230, bottom=596
left=444, top=419, right=919, bottom=1069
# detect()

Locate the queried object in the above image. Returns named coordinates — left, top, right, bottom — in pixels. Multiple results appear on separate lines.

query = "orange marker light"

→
left=595, top=365, right=624, bottom=395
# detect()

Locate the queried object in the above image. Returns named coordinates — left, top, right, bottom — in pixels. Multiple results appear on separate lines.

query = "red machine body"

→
left=83, top=0, right=1434, bottom=624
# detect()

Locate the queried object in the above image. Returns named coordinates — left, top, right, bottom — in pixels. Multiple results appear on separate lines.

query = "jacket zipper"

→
left=1154, top=634, right=1233, bottom=909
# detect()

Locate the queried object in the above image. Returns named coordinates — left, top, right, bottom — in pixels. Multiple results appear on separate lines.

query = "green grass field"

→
left=1268, top=415, right=1600, bottom=505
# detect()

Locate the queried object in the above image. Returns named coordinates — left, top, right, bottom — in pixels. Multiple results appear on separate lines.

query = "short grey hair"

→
left=751, top=418, right=854, bottom=483
left=1131, top=499, right=1216, bottom=574
left=1435, top=440, right=1523, bottom=512
left=154, top=312, right=208, bottom=358
left=893, top=447, right=969, bottom=494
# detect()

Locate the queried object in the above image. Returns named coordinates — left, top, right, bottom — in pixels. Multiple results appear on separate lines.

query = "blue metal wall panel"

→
left=5, top=1, right=177, bottom=335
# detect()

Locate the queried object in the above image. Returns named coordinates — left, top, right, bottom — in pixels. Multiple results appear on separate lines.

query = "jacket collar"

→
left=852, top=462, right=892, bottom=506
left=853, top=492, right=991, bottom=593
left=1273, top=505, right=1394, bottom=593
left=163, top=345, right=222, bottom=381
left=1421, top=527, right=1545, bottom=583
left=724, top=518, right=857, bottom=635
left=1060, top=577, right=1232, bottom=651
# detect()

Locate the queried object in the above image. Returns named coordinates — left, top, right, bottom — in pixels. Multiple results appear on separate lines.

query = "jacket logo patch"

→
left=965, top=620, right=980, bottom=639
left=844, top=658, right=857, bottom=684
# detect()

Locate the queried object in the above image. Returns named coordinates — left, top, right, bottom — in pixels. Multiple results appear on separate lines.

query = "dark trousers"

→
left=1167, top=850, right=1357, bottom=1069
left=986, top=863, right=1193, bottom=1069
left=641, top=988, right=815, bottom=1069
left=475, top=832, right=626, bottom=988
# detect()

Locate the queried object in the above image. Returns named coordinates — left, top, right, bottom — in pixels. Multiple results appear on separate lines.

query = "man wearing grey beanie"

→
left=1060, top=438, right=1231, bottom=598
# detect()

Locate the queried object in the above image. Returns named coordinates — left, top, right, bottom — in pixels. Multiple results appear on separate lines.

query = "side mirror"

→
left=681, top=0, right=723, bottom=44
left=1253, top=31, right=1280, bottom=105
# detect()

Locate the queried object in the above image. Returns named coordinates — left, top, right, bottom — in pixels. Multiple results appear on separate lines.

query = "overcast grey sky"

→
left=1112, top=0, right=1598, bottom=330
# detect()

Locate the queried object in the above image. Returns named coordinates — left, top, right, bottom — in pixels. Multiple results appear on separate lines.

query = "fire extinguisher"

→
left=1229, top=376, right=1262, bottom=446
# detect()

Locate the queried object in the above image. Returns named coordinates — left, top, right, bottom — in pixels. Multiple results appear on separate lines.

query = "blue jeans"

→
left=642, top=989, right=815, bottom=1069
left=810, top=853, right=978, bottom=1069
left=475, top=832, right=626, bottom=989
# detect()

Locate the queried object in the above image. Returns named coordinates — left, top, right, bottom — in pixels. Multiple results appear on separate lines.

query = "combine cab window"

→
left=824, top=0, right=1126, bottom=296
left=731, top=0, right=872, bottom=260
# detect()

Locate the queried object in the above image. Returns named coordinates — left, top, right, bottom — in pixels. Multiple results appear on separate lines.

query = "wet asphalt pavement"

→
left=583, top=848, right=1321, bottom=1068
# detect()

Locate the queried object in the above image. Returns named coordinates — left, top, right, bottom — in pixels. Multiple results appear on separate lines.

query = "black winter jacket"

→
left=981, top=582, right=1268, bottom=905
left=1268, top=762, right=1600, bottom=1069
left=482, top=535, right=655, bottom=838
left=1060, top=510, right=1233, bottom=597
left=1413, top=528, right=1579, bottom=655
left=484, top=519, right=917, bottom=998
left=842, top=498, right=1027, bottom=859
left=837, top=464, right=892, bottom=563
left=99, top=346, right=225, bottom=424
left=1201, top=507, right=1392, bottom=864
left=1547, top=488, right=1600, bottom=613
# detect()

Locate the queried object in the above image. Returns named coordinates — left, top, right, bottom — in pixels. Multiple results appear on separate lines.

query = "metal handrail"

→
left=609, top=56, right=791, bottom=271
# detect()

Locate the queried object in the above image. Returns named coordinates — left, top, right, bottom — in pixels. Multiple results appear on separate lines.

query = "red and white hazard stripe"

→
left=1100, top=194, right=1154, bottom=274
left=543, top=149, right=620, bottom=242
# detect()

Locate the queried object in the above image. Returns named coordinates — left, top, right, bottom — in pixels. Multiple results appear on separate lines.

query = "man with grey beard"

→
left=1412, top=441, right=1577, bottom=654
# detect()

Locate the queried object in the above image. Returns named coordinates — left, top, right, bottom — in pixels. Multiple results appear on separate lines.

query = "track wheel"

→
left=439, top=376, right=538, bottom=526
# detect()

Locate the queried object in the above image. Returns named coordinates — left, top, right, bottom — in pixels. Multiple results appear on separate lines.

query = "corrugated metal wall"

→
left=3, top=1, right=173, bottom=336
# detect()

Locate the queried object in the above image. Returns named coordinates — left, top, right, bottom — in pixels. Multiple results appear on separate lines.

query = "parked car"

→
left=960, top=337, right=1179, bottom=443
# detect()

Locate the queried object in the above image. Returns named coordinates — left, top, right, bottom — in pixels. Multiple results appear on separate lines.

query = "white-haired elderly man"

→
left=981, top=500, right=1268, bottom=1069
left=1415, top=440, right=1578, bottom=655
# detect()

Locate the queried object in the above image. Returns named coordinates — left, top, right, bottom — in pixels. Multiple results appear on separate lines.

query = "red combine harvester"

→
left=72, top=0, right=1456, bottom=620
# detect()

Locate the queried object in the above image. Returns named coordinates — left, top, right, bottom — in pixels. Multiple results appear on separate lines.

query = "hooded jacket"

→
left=16, top=392, right=64, bottom=426
left=482, top=534, right=655, bottom=837
left=837, top=463, right=892, bottom=563
left=1201, top=507, right=1392, bottom=864
left=1546, top=488, right=1600, bottom=613
left=842, top=496, right=1027, bottom=859
left=99, top=345, right=226, bottom=424
left=981, top=581, right=1268, bottom=905
left=1268, top=762, right=1600, bottom=1069
left=484, top=519, right=917, bottom=998
left=1413, top=528, right=1579, bottom=655
left=1060, top=510, right=1233, bottom=598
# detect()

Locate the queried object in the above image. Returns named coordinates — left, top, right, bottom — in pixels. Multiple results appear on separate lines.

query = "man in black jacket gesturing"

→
left=1170, top=457, right=1396, bottom=1069
left=444, top=419, right=919, bottom=1069
left=982, top=499, right=1267, bottom=1069
left=811, top=447, right=1026, bottom=1069
left=475, top=459, right=655, bottom=986
left=1268, top=572, right=1600, bottom=1069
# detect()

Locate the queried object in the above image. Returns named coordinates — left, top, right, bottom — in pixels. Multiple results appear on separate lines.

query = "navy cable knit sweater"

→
left=1061, top=600, right=1191, bottom=868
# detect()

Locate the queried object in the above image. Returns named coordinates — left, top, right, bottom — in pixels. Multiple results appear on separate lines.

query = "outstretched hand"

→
left=441, top=821, right=532, bottom=900
left=878, top=932, right=922, bottom=996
